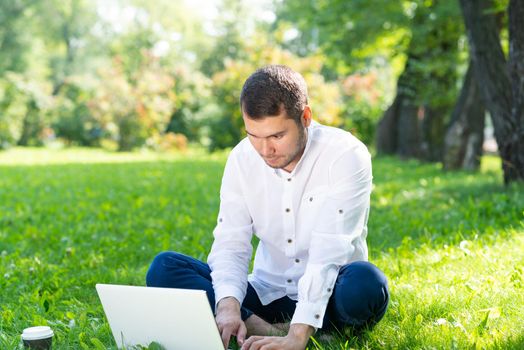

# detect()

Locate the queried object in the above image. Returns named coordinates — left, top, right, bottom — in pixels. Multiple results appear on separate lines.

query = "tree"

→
left=443, top=62, right=485, bottom=170
left=459, top=0, right=524, bottom=184
left=0, top=73, right=53, bottom=147
left=277, top=1, right=465, bottom=160
left=276, top=0, right=409, bottom=145
left=375, top=1, right=463, bottom=161
left=199, top=0, right=248, bottom=77
left=0, top=0, right=35, bottom=74
left=31, top=0, right=98, bottom=94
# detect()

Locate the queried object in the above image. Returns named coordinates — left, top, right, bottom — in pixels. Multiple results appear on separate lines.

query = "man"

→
left=146, top=65, right=389, bottom=350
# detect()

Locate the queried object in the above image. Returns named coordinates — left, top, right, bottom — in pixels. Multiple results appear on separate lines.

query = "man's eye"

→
left=274, top=135, right=283, bottom=139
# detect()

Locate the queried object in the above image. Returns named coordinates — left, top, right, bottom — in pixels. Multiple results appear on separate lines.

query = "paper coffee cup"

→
left=21, top=326, right=54, bottom=350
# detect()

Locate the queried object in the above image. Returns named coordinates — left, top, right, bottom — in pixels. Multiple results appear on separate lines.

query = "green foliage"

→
left=400, top=0, right=464, bottom=110
left=0, top=73, right=53, bottom=148
left=206, top=60, right=251, bottom=151
left=30, top=0, right=98, bottom=85
left=109, top=27, right=159, bottom=81
left=126, top=0, right=214, bottom=68
left=51, top=75, right=99, bottom=146
left=0, top=0, right=42, bottom=74
left=166, top=66, right=212, bottom=142
left=340, top=69, right=389, bottom=144
left=0, top=149, right=522, bottom=349
left=87, top=55, right=175, bottom=151
left=276, top=0, right=467, bottom=144
left=2, top=0, right=447, bottom=152
left=275, top=0, right=408, bottom=72
left=199, top=0, right=248, bottom=77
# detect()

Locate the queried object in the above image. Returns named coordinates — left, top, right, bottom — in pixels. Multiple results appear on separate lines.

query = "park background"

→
left=0, top=0, right=523, bottom=349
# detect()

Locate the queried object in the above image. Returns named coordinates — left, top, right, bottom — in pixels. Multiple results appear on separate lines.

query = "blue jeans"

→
left=146, top=251, right=389, bottom=332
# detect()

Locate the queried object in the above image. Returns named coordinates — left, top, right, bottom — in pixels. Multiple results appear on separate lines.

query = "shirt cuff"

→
left=214, top=284, right=246, bottom=310
left=290, top=301, right=328, bottom=329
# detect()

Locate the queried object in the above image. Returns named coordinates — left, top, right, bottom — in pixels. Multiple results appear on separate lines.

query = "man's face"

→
left=243, top=107, right=311, bottom=173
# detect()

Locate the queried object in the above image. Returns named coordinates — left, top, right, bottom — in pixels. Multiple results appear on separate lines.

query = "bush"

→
left=0, top=73, right=52, bottom=148
left=146, top=132, right=188, bottom=152
left=166, top=66, right=212, bottom=142
left=340, top=71, right=386, bottom=145
left=88, top=55, right=175, bottom=151
left=51, top=75, right=101, bottom=146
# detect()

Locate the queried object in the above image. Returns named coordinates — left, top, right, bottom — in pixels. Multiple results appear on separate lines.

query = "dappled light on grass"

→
left=372, top=232, right=524, bottom=350
left=0, top=149, right=522, bottom=349
left=369, top=155, right=520, bottom=250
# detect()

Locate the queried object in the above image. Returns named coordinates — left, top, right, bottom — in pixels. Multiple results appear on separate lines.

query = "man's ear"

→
left=302, top=105, right=312, bottom=128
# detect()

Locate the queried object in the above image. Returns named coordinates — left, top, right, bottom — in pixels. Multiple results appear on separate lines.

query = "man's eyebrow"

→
left=246, top=130, right=286, bottom=138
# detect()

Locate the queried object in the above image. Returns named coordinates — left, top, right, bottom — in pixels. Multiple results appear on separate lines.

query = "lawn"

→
left=0, top=148, right=523, bottom=349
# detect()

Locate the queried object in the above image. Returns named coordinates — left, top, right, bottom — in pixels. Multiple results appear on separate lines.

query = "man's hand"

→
left=215, top=297, right=247, bottom=349
left=240, top=323, right=314, bottom=350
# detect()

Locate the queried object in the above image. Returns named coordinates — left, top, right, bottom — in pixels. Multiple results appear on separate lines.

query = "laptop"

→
left=96, top=284, right=227, bottom=350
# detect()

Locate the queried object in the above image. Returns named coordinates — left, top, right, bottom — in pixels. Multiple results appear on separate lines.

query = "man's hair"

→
left=240, top=65, right=308, bottom=123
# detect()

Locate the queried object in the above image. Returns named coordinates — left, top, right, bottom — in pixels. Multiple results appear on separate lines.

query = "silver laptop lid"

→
left=96, top=284, right=224, bottom=350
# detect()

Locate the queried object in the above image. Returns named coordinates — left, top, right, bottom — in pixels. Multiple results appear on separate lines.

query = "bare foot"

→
left=244, top=315, right=289, bottom=337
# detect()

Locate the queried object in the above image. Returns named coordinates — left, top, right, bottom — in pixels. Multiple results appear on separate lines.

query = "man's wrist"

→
left=217, top=296, right=240, bottom=312
left=288, top=323, right=315, bottom=345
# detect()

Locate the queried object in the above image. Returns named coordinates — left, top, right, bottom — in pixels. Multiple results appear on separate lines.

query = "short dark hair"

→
left=240, top=65, right=308, bottom=123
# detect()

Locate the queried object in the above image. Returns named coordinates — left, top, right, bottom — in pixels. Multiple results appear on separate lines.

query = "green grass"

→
left=0, top=148, right=522, bottom=349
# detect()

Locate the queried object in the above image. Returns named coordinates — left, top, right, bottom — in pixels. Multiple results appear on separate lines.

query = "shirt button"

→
left=338, top=209, right=343, bottom=214
left=287, top=178, right=292, bottom=182
left=287, top=279, right=292, bottom=283
left=285, top=208, right=290, bottom=212
left=309, top=197, right=313, bottom=202
left=295, top=259, right=300, bottom=263
left=287, top=239, right=293, bottom=243
left=327, top=288, right=332, bottom=292
left=314, top=314, right=320, bottom=319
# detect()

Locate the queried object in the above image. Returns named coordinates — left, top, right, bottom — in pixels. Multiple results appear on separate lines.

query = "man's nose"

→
left=260, top=139, right=274, bottom=156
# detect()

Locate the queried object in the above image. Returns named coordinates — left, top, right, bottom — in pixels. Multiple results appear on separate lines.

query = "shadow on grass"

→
left=369, top=156, right=523, bottom=252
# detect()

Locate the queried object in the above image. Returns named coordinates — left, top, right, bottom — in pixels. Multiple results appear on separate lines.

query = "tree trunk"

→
left=376, top=94, right=400, bottom=154
left=443, top=62, right=485, bottom=170
left=376, top=2, right=459, bottom=162
left=17, top=100, right=43, bottom=146
left=376, top=54, right=422, bottom=158
left=459, top=0, right=524, bottom=183
left=421, top=105, right=447, bottom=162
left=507, top=0, right=524, bottom=182
left=396, top=101, right=421, bottom=159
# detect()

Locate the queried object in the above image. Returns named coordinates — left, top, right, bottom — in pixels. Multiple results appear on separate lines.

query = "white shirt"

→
left=207, top=120, right=372, bottom=329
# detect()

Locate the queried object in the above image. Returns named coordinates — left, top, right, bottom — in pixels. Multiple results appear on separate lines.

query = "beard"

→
left=264, top=126, right=307, bottom=170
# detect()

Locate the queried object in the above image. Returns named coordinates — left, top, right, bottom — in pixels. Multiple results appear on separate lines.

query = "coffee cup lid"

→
left=21, top=326, right=54, bottom=340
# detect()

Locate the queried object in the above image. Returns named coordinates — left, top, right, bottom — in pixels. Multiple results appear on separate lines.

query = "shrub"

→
left=0, top=73, right=52, bottom=148
left=51, top=75, right=100, bottom=146
left=88, top=55, right=175, bottom=151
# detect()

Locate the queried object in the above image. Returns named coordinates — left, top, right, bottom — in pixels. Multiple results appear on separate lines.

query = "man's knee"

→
left=332, top=261, right=389, bottom=327
left=339, top=261, right=388, bottom=295
left=146, top=251, right=189, bottom=287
